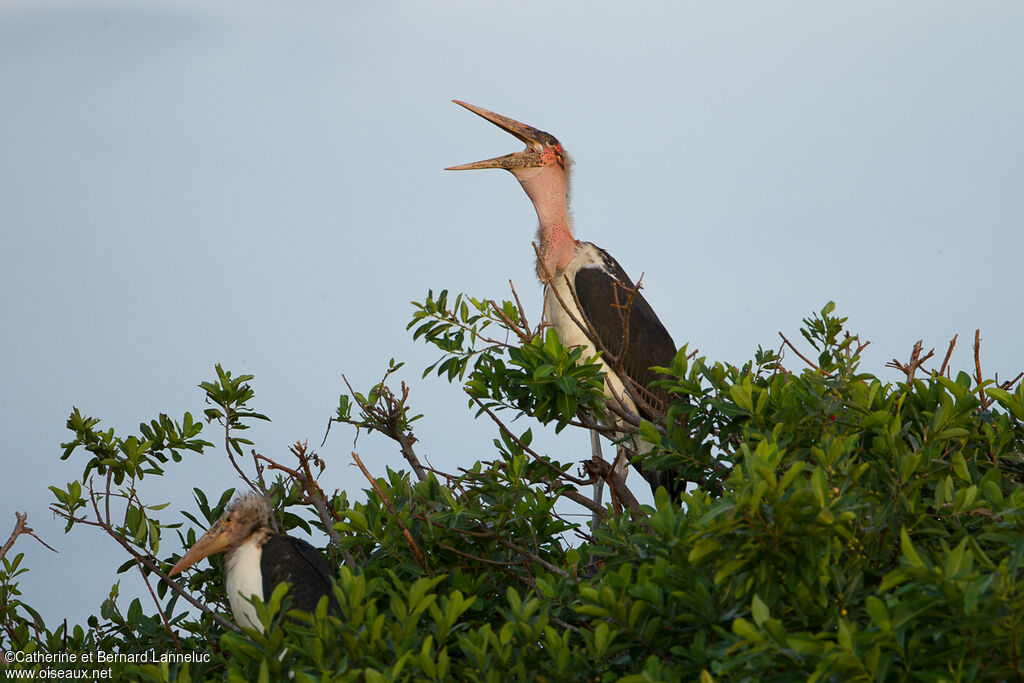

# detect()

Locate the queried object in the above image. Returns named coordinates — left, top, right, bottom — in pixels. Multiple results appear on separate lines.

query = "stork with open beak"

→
left=447, top=101, right=683, bottom=500
left=169, top=494, right=336, bottom=631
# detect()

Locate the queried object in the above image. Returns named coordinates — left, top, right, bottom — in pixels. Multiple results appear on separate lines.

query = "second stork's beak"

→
left=446, top=100, right=561, bottom=171
left=168, top=519, right=234, bottom=575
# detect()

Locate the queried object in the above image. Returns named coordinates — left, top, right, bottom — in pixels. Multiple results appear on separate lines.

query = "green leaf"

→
left=732, top=618, right=765, bottom=644
left=751, top=595, right=769, bottom=626
left=900, top=528, right=925, bottom=568
left=865, top=595, right=891, bottom=632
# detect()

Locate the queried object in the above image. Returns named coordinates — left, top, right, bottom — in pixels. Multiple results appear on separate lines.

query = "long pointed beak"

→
left=446, top=100, right=555, bottom=171
left=168, top=523, right=233, bottom=575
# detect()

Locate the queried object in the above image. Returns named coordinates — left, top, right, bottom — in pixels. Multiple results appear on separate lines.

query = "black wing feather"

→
left=573, top=248, right=677, bottom=416
left=574, top=246, right=683, bottom=498
left=260, top=535, right=337, bottom=614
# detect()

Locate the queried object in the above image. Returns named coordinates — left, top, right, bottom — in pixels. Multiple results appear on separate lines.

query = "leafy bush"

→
left=2, top=297, right=1022, bottom=682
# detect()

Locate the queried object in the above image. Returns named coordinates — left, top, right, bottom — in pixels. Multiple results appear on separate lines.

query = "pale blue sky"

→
left=2, top=1, right=1022, bottom=627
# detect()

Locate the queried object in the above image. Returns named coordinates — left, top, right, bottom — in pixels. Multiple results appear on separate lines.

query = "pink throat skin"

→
left=509, top=161, right=578, bottom=282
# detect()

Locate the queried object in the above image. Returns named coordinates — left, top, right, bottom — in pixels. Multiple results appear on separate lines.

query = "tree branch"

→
left=0, top=512, right=56, bottom=564
left=50, top=481, right=240, bottom=634
left=350, top=451, right=428, bottom=573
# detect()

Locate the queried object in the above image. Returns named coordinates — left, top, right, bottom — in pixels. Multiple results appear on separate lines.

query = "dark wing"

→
left=574, top=246, right=683, bottom=499
left=574, top=246, right=677, bottom=418
left=260, top=535, right=337, bottom=614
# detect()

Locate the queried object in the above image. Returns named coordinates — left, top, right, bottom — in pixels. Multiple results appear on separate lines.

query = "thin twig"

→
left=485, top=529, right=570, bottom=578
left=938, top=334, right=958, bottom=377
left=608, top=272, right=642, bottom=382
left=975, top=330, right=991, bottom=409
left=350, top=451, right=428, bottom=572
left=999, top=372, right=1024, bottom=391
left=256, top=443, right=350, bottom=563
left=436, top=541, right=522, bottom=567
left=582, top=455, right=651, bottom=531
left=470, top=396, right=591, bottom=487
left=342, top=375, right=429, bottom=482
left=214, top=401, right=261, bottom=495
left=50, top=481, right=240, bottom=633
left=778, top=331, right=830, bottom=375
left=134, top=556, right=183, bottom=654
left=0, top=513, right=56, bottom=564
left=489, top=303, right=530, bottom=342
left=532, top=242, right=616, bottom=374
left=508, top=280, right=532, bottom=338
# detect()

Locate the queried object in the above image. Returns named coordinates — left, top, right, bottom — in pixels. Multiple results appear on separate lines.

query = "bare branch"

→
left=508, top=280, right=533, bottom=339
left=134, top=556, right=184, bottom=655
left=488, top=284, right=537, bottom=345
left=975, top=330, right=991, bottom=409
left=0, top=512, right=56, bottom=564
left=999, top=372, right=1024, bottom=391
left=350, top=451, right=429, bottom=573
left=342, top=375, right=429, bottom=482
left=582, top=455, right=651, bottom=531
left=886, top=340, right=935, bottom=384
left=937, top=334, right=958, bottom=377
left=470, top=395, right=591, bottom=487
left=779, top=331, right=831, bottom=376
left=484, top=528, right=570, bottom=578
left=255, top=443, right=352, bottom=563
left=50, top=481, right=240, bottom=634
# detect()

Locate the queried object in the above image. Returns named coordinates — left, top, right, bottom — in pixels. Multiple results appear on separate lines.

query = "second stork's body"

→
left=448, top=101, right=682, bottom=499
left=169, top=494, right=336, bottom=631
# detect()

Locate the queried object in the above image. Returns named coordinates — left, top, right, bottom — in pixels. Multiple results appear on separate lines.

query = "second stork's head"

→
left=169, top=493, right=272, bottom=576
left=447, top=101, right=576, bottom=281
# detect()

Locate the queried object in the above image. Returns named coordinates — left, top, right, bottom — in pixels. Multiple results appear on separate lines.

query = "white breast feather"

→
left=225, top=537, right=265, bottom=631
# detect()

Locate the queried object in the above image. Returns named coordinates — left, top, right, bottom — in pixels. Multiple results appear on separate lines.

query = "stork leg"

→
left=590, top=430, right=605, bottom=530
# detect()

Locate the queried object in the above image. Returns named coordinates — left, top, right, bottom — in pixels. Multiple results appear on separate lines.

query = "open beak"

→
left=168, top=521, right=233, bottom=575
left=446, top=100, right=556, bottom=171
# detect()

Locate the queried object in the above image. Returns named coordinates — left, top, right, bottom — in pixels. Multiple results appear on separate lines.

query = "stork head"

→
left=446, top=100, right=568, bottom=174
left=447, top=101, right=575, bottom=275
left=169, top=494, right=273, bottom=575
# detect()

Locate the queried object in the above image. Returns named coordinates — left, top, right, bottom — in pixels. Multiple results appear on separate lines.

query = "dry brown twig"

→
left=488, top=281, right=536, bottom=344
left=254, top=442, right=355, bottom=565
left=883, top=331, right=1024, bottom=412
left=998, top=372, right=1024, bottom=392
left=582, top=456, right=651, bottom=532
left=340, top=375, right=428, bottom=483
left=887, top=340, right=936, bottom=384
left=937, top=334, right=958, bottom=377
left=0, top=512, right=56, bottom=565
left=778, top=331, right=832, bottom=376
left=608, top=271, right=641, bottom=385
left=845, top=331, right=872, bottom=359
left=350, top=450, right=428, bottom=573
left=508, top=279, right=532, bottom=338
left=485, top=528, right=570, bottom=578
left=974, top=330, right=993, bottom=409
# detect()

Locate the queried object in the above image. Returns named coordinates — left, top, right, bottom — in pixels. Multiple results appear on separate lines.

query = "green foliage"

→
left=3, top=298, right=1023, bottom=681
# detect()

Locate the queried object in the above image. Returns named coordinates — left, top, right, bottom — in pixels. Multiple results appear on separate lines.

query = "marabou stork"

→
left=169, top=494, right=336, bottom=631
left=447, top=101, right=684, bottom=500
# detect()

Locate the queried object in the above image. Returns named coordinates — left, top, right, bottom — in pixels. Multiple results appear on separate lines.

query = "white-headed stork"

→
left=169, top=493, right=336, bottom=631
left=447, top=101, right=683, bottom=500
